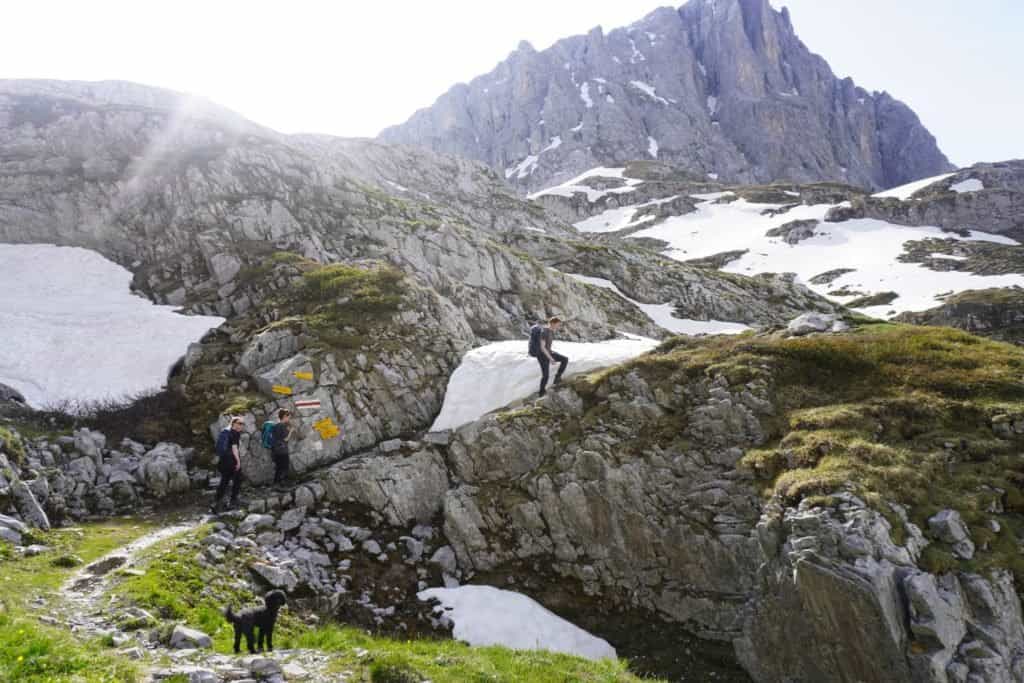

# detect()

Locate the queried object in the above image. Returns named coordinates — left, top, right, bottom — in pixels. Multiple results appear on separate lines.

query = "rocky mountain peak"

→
left=379, top=1, right=953, bottom=192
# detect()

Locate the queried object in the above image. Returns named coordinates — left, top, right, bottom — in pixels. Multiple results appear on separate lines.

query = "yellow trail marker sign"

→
left=313, top=417, right=341, bottom=440
left=293, top=371, right=314, bottom=381
left=271, top=385, right=293, bottom=396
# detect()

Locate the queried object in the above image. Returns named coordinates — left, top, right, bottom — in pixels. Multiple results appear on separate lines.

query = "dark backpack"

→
left=261, top=420, right=276, bottom=450
left=528, top=324, right=543, bottom=357
left=215, top=428, right=232, bottom=459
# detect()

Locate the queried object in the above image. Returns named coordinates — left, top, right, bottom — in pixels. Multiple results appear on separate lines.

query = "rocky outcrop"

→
left=507, top=229, right=839, bottom=326
left=830, top=161, right=1024, bottom=241
left=379, top=0, right=953, bottom=191
left=344, top=325, right=1024, bottom=682
left=0, top=427, right=206, bottom=527
left=896, top=287, right=1024, bottom=344
left=765, top=218, right=819, bottom=245
left=0, top=78, right=663, bottom=342
left=0, top=79, right=841, bottom=468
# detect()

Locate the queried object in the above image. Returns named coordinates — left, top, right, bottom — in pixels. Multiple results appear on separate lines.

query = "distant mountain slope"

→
left=379, top=0, right=953, bottom=192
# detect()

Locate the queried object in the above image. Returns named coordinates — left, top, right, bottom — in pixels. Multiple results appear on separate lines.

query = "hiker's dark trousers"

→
left=272, top=451, right=290, bottom=483
left=538, top=352, right=569, bottom=395
left=215, top=464, right=242, bottom=502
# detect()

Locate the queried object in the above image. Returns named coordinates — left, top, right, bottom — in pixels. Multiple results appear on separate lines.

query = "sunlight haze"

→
left=4, top=0, right=1022, bottom=167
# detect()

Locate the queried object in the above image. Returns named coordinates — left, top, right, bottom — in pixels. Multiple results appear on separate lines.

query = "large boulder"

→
left=73, top=428, right=106, bottom=466
left=928, top=509, right=975, bottom=560
left=322, top=450, right=450, bottom=526
left=136, top=443, right=192, bottom=498
left=249, top=562, right=299, bottom=592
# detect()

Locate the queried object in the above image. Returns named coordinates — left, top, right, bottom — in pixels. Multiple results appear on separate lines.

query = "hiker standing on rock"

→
left=270, top=408, right=292, bottom=486
left=212, top=416, right=245, bottom=512
left=529, top=317, right=569, bottom=397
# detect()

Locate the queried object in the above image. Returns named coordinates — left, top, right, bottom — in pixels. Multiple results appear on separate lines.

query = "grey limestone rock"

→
left=136, top=442, right=192, bottom=499
left=786, top=312, right=846, bottom=336
left=322, top=450, right=450, bottom=526
left=169, top=624, right=212, bottom=649
left=929, top=509, right=976, bottom=560
left=250, top=563, right=299, bottom=591
left=380, top=0, right=952, bottom=192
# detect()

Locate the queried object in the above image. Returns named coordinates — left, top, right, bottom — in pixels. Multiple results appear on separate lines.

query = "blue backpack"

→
left=528, top=324, right=543, bottom=357
left=215, top=428, right=232, bottom=459
left=261, top=421, right=276, bottom=450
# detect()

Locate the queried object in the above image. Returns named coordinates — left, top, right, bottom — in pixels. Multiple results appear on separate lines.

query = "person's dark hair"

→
left=278, top=408, right=291, bottom=419
left=548, top=317, right=562, bottom=325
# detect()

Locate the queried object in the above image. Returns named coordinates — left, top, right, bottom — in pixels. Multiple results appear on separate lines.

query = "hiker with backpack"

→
left=212, top=416, right=245, bottom=512
left=528, top=317, right=568, bottom=397
left=261, top=408, right=292, bottom=486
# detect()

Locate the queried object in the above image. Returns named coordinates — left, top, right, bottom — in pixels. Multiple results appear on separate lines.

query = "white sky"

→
left=3, top=1, right=1021, bottom=167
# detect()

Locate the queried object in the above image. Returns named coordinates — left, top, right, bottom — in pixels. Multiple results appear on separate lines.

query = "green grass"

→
left=115, top=524, right=256, bottom=651
left=117, top=528, right=660, bottom=682
left=942, top=287, right=1024, bottom=306
left=290, top=624, right=651, bottom=683
left=0, top=519, right=157, bottom=682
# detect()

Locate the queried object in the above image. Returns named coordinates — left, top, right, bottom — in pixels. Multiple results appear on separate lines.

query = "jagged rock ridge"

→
left=379, top=0, right=953, bottom=192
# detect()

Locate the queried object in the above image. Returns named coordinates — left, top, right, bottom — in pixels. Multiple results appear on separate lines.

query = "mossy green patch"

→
left=0, top=426, right=25, bottom=464
left=592, top=324, right=1024, bottom=578
left=845, top=291, right=899, bottom=308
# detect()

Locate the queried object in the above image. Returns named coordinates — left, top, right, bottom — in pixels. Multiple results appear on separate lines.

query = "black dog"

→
left=224, top=589, right=287, bottom=654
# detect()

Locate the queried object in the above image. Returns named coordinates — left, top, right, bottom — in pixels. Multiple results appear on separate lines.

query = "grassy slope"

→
left=115, top=528, right=659, bottom=683
left=602, top=322, right=1024, bottom=580
left=0, top=519, right=157, bottom=682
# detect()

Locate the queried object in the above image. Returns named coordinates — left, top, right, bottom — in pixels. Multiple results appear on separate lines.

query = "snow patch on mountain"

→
left=580, top=82, right=594, bottom=109
left=572, top=194, right=678, bottom=233
left=873, top=173, right=956, bottom=200
left=528, top=167, right=641, bottom=202
left=543, top=136, right=563, bottom=153
left=430, top=337, right=658, bottom=431
left=0, top=243, right=224, bottom=408
left=567, top=274, right=751, bottom=336
left=648, top=136, right=659, bottom=158
left=591, top=193, right=1024, bottom=318
left=419, top=585, right=617, bottom=661
left=630, top=80, right=669, bottom=105
left=951, top=178, right=984, bottom=193
left=505, top=155, right=539, bottom=180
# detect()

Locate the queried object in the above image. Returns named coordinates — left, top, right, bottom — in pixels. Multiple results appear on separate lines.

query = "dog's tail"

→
left=224, top=605, right=239, bottom=624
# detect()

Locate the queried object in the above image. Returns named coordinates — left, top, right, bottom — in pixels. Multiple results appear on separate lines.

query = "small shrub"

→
left=371, top=658, right=425, bottom=683
left=0, top=427, right=25, bottom=464
left=919, top=545, right=959, bottom=575
left=50, top=554, right=83, bottom=568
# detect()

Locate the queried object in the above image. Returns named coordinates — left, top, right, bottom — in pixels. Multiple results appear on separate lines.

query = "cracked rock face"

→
left=440, top=372, right=770, bottom=640
left=380, top=0, right=952, bottom=192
